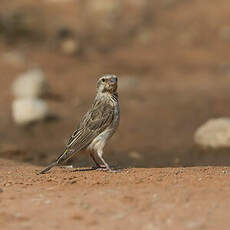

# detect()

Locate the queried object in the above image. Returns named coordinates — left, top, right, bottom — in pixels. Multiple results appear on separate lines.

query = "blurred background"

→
left=1, top=0, right=230, bottom=168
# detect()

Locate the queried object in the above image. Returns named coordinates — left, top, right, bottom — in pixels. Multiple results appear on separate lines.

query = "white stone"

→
left=194, top=118, right=230, bottom=148
left=61, top=39, right=80, bottom=55
left=12, top=98, right=49, bottom=125
left=12, top=68, right=48, bottom=98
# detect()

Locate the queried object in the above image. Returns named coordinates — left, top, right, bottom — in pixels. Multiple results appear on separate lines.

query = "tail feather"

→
left=39, top=161, right=58, bottom=174
left=38, top=149, right=74, bottom=174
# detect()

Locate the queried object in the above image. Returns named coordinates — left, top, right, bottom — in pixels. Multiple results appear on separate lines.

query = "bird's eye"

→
left=102, top=78, right=105, bottom=82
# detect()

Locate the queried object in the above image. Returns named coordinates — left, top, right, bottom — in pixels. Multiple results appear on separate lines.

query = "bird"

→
left=39, top=74, right=120, bottom=174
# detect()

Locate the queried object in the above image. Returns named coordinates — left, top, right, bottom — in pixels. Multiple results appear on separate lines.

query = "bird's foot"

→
left=107, top=168, right=121, bottom=173
left=91, top=164, right=121, bottom=173
left=91, top=165, right=106, bottom=170
left=101, top=166, right=121, bottom=173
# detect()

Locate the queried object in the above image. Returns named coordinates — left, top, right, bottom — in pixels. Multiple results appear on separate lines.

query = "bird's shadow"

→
left=70, top=165, right=124, bottom=172
left=72, top=167, right=95, bottom=172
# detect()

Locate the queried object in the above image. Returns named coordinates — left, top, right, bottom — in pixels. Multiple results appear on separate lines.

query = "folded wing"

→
left=56, top=100, right=114, bottom=164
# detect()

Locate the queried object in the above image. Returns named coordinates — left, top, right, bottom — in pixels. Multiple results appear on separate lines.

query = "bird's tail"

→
left=39, top=161, right=58, bottom=174
left=38, top=149, right=74, bottom=174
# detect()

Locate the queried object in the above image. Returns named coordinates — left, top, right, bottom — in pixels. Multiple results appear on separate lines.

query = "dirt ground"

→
left=1, top=158, right=230, bottom=230
left=1, top=0, right=230, bottom=229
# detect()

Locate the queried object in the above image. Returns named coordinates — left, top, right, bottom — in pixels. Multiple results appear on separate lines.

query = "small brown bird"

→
left=39, top=75, right=120, bottom=174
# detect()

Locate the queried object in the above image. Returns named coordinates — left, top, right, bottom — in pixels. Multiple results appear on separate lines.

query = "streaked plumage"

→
left=39, top=75, right=120, bottom=174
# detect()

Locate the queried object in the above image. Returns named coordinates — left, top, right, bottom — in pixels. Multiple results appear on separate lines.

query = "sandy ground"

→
left=1, top=158, right=230, bottom=230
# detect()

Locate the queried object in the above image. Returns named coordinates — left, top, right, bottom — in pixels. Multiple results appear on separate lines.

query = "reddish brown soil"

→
left=1, top=159, right=230, bottom=230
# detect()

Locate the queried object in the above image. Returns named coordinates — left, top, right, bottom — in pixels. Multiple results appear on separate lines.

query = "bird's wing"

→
left=56, top=100, right=114, bottom=163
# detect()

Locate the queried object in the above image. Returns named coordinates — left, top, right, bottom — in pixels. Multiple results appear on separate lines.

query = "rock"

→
left=12, top=98, right=49, bottom=125
left=194, top=118, right=230, bottom=148
left=12, top=68, right=48, bottom=98
left=60, top=38, right=80, bottom=55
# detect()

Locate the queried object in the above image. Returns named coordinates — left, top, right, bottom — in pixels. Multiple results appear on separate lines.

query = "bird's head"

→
left=97, top=75, right=118, bottom=94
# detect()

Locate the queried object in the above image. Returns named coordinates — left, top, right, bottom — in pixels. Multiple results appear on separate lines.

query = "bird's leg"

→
left=89, top=152, right=105, bottom=169
left=97, top=150, right=118, bottom=173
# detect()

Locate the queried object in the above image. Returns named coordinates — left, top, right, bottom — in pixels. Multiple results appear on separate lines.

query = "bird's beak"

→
left=110, top=78, right=117, bottom=85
